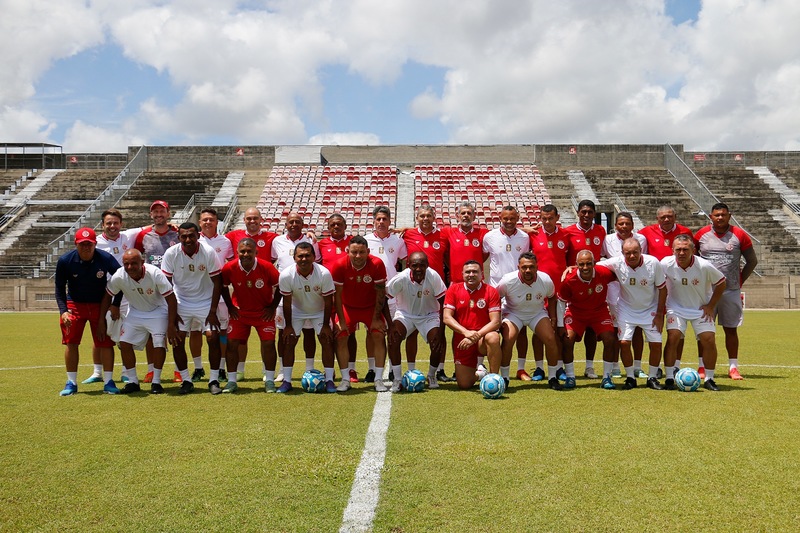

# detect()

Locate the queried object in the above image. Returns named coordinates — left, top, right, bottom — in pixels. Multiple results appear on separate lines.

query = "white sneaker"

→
left=475, top=364, right=487, bottom=380
left=427, top=374, right=439, bottom=389
left=584, top=368, right=599, bottom=379
left=374, top=380, right=388, bottom=392
left=390, top=379, right=402, bottom=393
left=336, top=380, right=351, bottom=392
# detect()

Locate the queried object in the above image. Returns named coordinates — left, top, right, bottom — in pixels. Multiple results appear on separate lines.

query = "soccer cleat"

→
left=656, top=367, right=664, bottom=379
left=549, top=377, right=563, bottom=391
left=120, top=382, right=141, bottom=394
left=427, top=375, right=439, bottom=389
left=374, top=380, right=388, bottom=392
left=390, top=379, right=403, bottom=393
left=60, top=381, right=78, bottom=396
left=475, top=365, right=488, bottom=380
left=698, top=366, right=706, bottom=379
left=703, top=379, right=720, bottom=391
left=336, top=380, right=351, bottom=392
left=436, top=369, right=456, bottom=382
left=555, top=368, right=567, bottom=381
left=191, top=368, right=206, bottom=382
left=503, top=377, right=510, bottom=389
left=325, top=380, right=337, bottom=393
left=121, top=374, right=130, bottom=383
left=143, top=371, right=154, bottom=383
left=563, top=377, right=576, bottom=390
left=636, top=370, right=648, bottom=379
left=388, top=370, right=394, bottom=381
left=150, top=383, right=165, bottom=395
left=646, top=377, right=663, bottom=390
left=277, top=381, right=293, bottom=393
left=173, top=370, right=182, bottom=383
left=237, top=371, right=245, bottom=381
left=612, top=367, right=622, bottom=378
left=663, top=378, right=676, bottom=390
left=364, top=369, right=376, bottom=383
left=623, top=377, right=638, bottom=390
left=264, top=380, right=276, bottom=393
left=219, top=369, right=227, bottom=382
left=516, top=369, right=532, bottom=381
left=103, top=380, right=120, bottom=395
left=584, top=368, right=599, bottom=379
left=729, top=367, right=743, bottom=380
left=601, top=377, right=615, bottom=390
left=349, top=369, right=359, bottom=383
left=81, top=374, right=103, bottom=384
left=222, top=381, right=238, bottom=394
left=208, top=380, right=222, bottom=395
left=531, top=368, right=546, bottom=381
left=178, top=380, right=195, bottom=395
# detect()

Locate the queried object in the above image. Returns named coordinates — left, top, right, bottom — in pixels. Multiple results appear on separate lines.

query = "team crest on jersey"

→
left=113, top=247, right=120, bottom=254
left=506, top=244, right=512, bottom=252
left=476, top=298, right=486, bottom=309
left=146, top=288, right=154, bottom=295
left=692, top=278, right=700, bottom=285
left=472, top=239, right=480, bottom=247
left=682, top=278, right=688, bottom=285
left=189, top=264, right=195, bottom=272
left=304, top=285, right=311, bottom=292
left=423, top=241, right=429, bottom=248
left=565, top=317, right=573, bottom=325
left=558, top=240, right=566, bottom=249
left=640, top=279, right=648, bottom=286
left=378, top=246, right=384, bottom=254
left=96, top=271, right=105, bottom=278
left=363, top=275, right=373, bottom=283
left=388, top=247, right=395, bottom=254
left=726, top=243, right=734, bottom=251
left=593, top=237, right=601, bottom=245
left=595, top=284, right=604, bottom=293
left=629, top=278, right=636, bottom=285
left=585, top=238, right=590, bottom=245
left=313, top=285, right=321, bottom=292
left=469, top=300, right=475, bottom=308
left=536, top=293, right=543, bottom=300
left=526, top=293, right=532, bottom=301
left=255, top=279, right=264, bottom=289
left=547, top=241, right=553, bottom=248
left=257, top=240, right=265, bottom=247
left=246, top=281, right=252, bottom=288
left=137, top=288, right=144, bottom=294
left=199, top=264, right=206, bottom=271
left=423, top=289, right=430, bottom=296
left=432, top=241, right=440, bottom=250
left=463, top=239, right=469, bottom=246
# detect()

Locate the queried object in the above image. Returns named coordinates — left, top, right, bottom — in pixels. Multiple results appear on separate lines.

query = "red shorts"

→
left=227, top=316, right=276, bottom=342
left=60, top=301, right=114, bottom=348
left=563, top=307, right=614, bottom=339
left=337, top=306, right=385, bottom=337
left=452, top=334, right=479, bottom=368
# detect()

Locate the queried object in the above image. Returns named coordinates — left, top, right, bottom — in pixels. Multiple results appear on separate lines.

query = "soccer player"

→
left=279, top=242, right=336, bottom=392
left=54, top=227, right=121, bottom=395
left=497, top=253, right=563, bottom=391
left=160, top=222, right=223, bottom=394
left=598, top=238, right=667, bottom=390
left=220, top=238, right=282, bottom=393
left=330, top=236, right=388, bottom=392
left=443, top=261, right=502, bottom=391
left=563, top=199, right=607, bottom=379
left=482, top=205, right=532, bottom=381
left=661, top=235, right=727, bottom=391
left=98, top=249, right=178, bottom=394
left=445, top=202, right=488, bottom=285
left=558, top=251, right=619, bottom=389
left=694, top=202, right=758, bottom=380
left=386, top=252, right=447, bottom=391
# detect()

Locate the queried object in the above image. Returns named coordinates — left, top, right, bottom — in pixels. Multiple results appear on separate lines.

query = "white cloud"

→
left=308, top=132, right=380, bottom=145
left=63, top=120, right=146, bottom=153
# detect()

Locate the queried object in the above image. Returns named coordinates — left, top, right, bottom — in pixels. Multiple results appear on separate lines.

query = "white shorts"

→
left=216, top=300, right=230, bottom=331
left=665, top=310, right=716, bottom=339
left=556, top=300, right=566, bottom=328
left=177, top=303, right=213, bottom=333
left=618, top=320, right=662, bottom=343
left=502, top=310, right=549, bottom=332
left=393, top=310, right=440, bottom=342
left=105, top=312, right=124, bottom=344
left=387, top=298, right=398, bottom=320
left=120, top=314, right=168, bottom=349
left=291, top=313, right=328, bottom=335
left=716, top=289, right=743, bottom=328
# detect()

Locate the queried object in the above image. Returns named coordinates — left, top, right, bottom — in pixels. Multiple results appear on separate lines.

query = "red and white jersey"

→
left=97, top=228, right=143, bottom=264
left=402, top=227, right=448, bottom=279
left=444, top=225, right=488, bottom=284
left=106, top=263, right=173, bottom=319
left=638, top=223, right=693, bottom=261
left=482, top=228, right=531, bottom=287
left=496, top=270, right=555, bottom=320
left=272, top=234, right=321, bottom=273
left=161, top=241, right=221, bottom=308
left=226, top=228, right=277, bottom=261
left=599, top=254, right=665, bottom=323
left=694, top=225, right=753, bottom=291
left=661, top=255, right=726, bottom=320
left=221, top=258, right=280, bottom=319
left=330, top=255, right=387, bottom=309
left=279, top=263, right=335, bottom=318
left=134, top=225, right=179, bottom=268
left=386, top=268, right=447, bottom=318
left=602, top=232, right=648, bottom=258
left=200, top=233, right=234, bottom=265
left=558, top=265, right=616, bottom=315
left=444, top=282, right=502, bottom=331
left=564, top=223, right=606, bottom=265
left=529, top=226, right=571, bottom=291
left=318, top=235, right=352, bottom=269
left=364, top=232, right=407, bottom=282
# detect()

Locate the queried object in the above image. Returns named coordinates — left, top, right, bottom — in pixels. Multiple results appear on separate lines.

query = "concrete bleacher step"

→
left=2, top=170, right=63, bottom=208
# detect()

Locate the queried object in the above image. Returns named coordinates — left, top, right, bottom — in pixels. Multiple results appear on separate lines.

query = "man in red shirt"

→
left=638, top=206, right=693, bottom=261
left=444, top=202, right=488, bottom=284
left=443, top=260, right=502, bottom=391
left=330, top=236, right=388, bottom=393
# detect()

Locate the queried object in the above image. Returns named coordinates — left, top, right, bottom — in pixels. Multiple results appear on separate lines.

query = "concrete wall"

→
left=137, top=146, right=276, bottom=170
left=65, top=153, right=128, bottom=170
left=534, top=144, right=673, bottom=168
left=685, top=151, right=800, bottom=169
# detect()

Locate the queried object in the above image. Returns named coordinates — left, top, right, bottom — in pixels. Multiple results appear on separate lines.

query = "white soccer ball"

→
left=675, top=367, right=701, bottom=392
left=480, top=373, right=505, bottom=399
left=301, top=369, right=325, bottom=393
left=401, top=369, right=426, bottom=392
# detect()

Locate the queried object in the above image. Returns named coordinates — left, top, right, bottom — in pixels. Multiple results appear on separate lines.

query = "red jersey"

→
left=444, top=282, right=501, bottom=331
left=403, top=227, right=449, bottom=278
left=564, top=223, right=606, bottom=265
left=558, top=265, right=616, bottom=314
left=530, top=227, right=571, bottom=291
left=329, top=255, right=387, bottom=309
left=318, top=235, right=352, bottom=268
left=226, top=229, right=277, bottom=261
left=221, top=258, right=280, bottom=319
left=443, top=225, right=488, bottom=283
left=639, top=223, right=693, bottom=260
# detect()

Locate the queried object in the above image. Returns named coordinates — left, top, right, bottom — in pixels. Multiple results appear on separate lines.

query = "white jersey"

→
left=660, top=255, right=725, bottom=320
left=385, top=268, right=447, bottom=318
left=200, top=233, right=234, bottom=265
left=482, top=228, right=531, bottom=286
left=364, top=232, right=407, bottom=281
left=602, top=232, right=648, bottom=258
left=272, top=234, right=320, bottom=272
left=278, top=263, right=335, bottom=318
left=96, top=228, right=143, bottom=264
left=106, top=263, right=173, bottom=319
left=599, top=254, right=665, bottom=323
left=161, top=241, right=222, bottom=308
left=496, top=270, right=555, bottom=319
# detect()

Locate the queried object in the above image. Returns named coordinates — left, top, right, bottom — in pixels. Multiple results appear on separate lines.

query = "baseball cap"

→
left=150, top=200, right=169, bottom=211
left=74, top=227, right=97, bottom=244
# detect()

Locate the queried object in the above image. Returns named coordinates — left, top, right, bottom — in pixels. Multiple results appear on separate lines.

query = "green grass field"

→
left=1, top=311, right=799, bottom=532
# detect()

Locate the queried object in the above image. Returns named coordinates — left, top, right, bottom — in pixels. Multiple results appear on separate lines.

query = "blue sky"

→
left=1, top=0, right=797, bottom=152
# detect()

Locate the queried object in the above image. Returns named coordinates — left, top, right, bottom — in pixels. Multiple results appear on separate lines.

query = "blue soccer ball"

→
left=301, top=369, right=325, bottom=393
left=480, top=373, right=506, bottom=399
left=675, top=367, right=701, bottom=392
left=402, top=369, right=426, bottom=392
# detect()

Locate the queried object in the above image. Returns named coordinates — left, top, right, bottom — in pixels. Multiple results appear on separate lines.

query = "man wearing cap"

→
left=54, top=227, right=122, bottom=396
